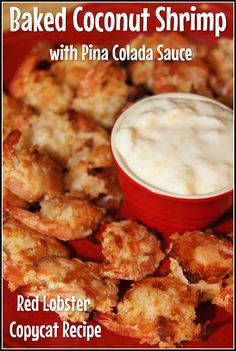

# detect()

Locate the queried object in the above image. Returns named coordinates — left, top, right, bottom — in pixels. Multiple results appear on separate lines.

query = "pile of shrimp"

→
left=3, top=32, right=233, bottom=348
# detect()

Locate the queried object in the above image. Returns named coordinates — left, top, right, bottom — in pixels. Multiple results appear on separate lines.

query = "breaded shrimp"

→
left=21, top=256, right=118, bottom=323
left=129, top=32, right=211, bottom=96
left=3, top=215, right=68, bottom=291
left=95, top=276, right=201, bottom=347
left=208, top=38, right=233, bottom=107
left=10, top=42, right=73, bottom=113
left=151, top=59, right=211, bottom=96
left=4, top=130, right=64, bottom=202
left=26, top=111, right=110, bottom=167
left=50, top=44, right=99, bottom=90
left=69, top=112, right=112, bottom=165
left=3, top=187, right=28, bottom=210
left=73, top=62, right=130, bottom=128
left=66, top=160, right=122, bottom=210
left=168, top=231, right=233, bottom=303
left=11, top=195, right=104, bottom=241
left=212, top=274, right=233, bottom=314
left=65, top=113, right=122, bottom=209
left=25, top=111, right=79, bottom=166
left=3, top=93, right=32, bottom=140
left=100, top=220, right=165, bottom=280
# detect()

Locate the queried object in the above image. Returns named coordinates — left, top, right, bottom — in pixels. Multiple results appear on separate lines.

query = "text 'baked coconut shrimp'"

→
left=129, top=32, right=212, bottom=97
left=65, top=113, right=122, bottom=210
left=99, top=220, right=165, bottom=280
left=207, top=38, right=233, bottom=108
left=3, top=215, right=68, bottom=292
left=21, top=256, right=118, bottom=323
left=11, top=195, right=104, bottom=241
left=168, top=231, right=233, bottom=313
left=9, top=42, right=73, bottom=113
left=95, top=276, right=201, bottom=348
left=4, top=130, right=64, bottom=203
left=73, top=61, right=131, bottom=128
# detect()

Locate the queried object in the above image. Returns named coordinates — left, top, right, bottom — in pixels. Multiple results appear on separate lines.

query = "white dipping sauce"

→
left=113, top=94, right=233, bottom=196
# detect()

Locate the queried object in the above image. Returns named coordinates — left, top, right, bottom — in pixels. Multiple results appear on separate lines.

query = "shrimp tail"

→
left=10, top=207, right=73, bottom=241
left=3, top=130, right=21, bottom=160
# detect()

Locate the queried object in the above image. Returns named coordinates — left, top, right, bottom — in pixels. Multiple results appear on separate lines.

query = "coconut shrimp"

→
left=208, top=38, right=233, bottom=107
left=10, top=42, right=73, bottom=113
left=99, top=220, right=165, bottom=280
left=65, top=113, right=122, bottom=209
left=66, top=159, right=122, bottom=210
left=168, top=231, right=233, bottom=305
left=73, top=61, right=130, bottom=128
left=95, top=276, right=201, bottom=347
left=21, top=256, right=118, bottom=323
left=50, top=44, right=99, bottom=90
left=4, top=130, right=64, bottom=202
left=3, top=93, right=33, bottom=140
left=3, top=215, right=68, bottom=292
left=11, top=195, right=104, bottom=241
left=212, top=274, right=233, bottom=314
left=24, top=111, right=79, bottom=166
left=3, top=187, right=28, bottom=210
left=70, top=112, right=112, bottom=160
left=25, top=111, right=111, bottom=167
left=129, top=32, right=211, bottom=96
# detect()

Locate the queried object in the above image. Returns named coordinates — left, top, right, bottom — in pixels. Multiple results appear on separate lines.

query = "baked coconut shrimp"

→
left=69, top=112, right=112, bottom=161
left=100, top=220, right=165, bottom=280
left=11, top=195, right=104, bottom=241
left=25, top=111, right=110, bottom=167
left=21, top=256, right=118, bottom=323
left=24, top=111, right=79, bottom=166
left=95, top=276, right=201, bottom=347
left=168, top=231, right=233, bottom=305
left=129, top=32, right=211, bottom=96
left=3, top=215, right=68, bottom=292
left=208, top=38, right=233, bottom=107
left=3, top=93, right=32, bottom=140
left=10, top=42, right=73, bottom=113
left=73, top=61, right=130, bottom=128
left=66, top=159, right=122, bottom=210
left=3, top=187, right=28, bottom=210
left=4, top=130, right=64, bottom=202
left=65, top=113, right=122, bottom=209
left=50, top=44, right=99, bottom=90
left=212, top=273, right=233, bottom=314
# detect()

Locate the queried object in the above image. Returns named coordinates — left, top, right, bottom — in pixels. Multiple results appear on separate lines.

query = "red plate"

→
left=3, top=2, right=233, bottom=349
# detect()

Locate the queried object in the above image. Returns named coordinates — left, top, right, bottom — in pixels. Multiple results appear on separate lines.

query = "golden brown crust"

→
left=207, top=38, right=233, bottom=108
left=95, top=276, right=201, bottom=347
left=129, top=32, right=211, bottom=97
left=21, top=256, right=118, bottom=322
left=212, top=274, right=233, bottom=314
left=3, top=216, right=68, bottom=291
left=100, top=220, right=165, bottom=280
left=73, top=61, right=130, bottom=128
left=10, top=42, right=73, bottom=113
left=50, top=44, right=99, bottom=90
left=3, top=93, right=33, bottom=140
left=169, top=231, right=233, bottom=284
left=11, top=195, right=104, bottom=241
left=4, top=130, right=64, bottom=202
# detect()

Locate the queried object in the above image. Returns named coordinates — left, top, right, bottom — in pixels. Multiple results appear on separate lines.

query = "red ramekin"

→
left=111, top=93, right=233, bottom=236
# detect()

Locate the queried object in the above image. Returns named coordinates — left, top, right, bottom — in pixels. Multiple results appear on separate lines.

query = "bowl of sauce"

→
left=111, top=93, right=233, bottom=234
